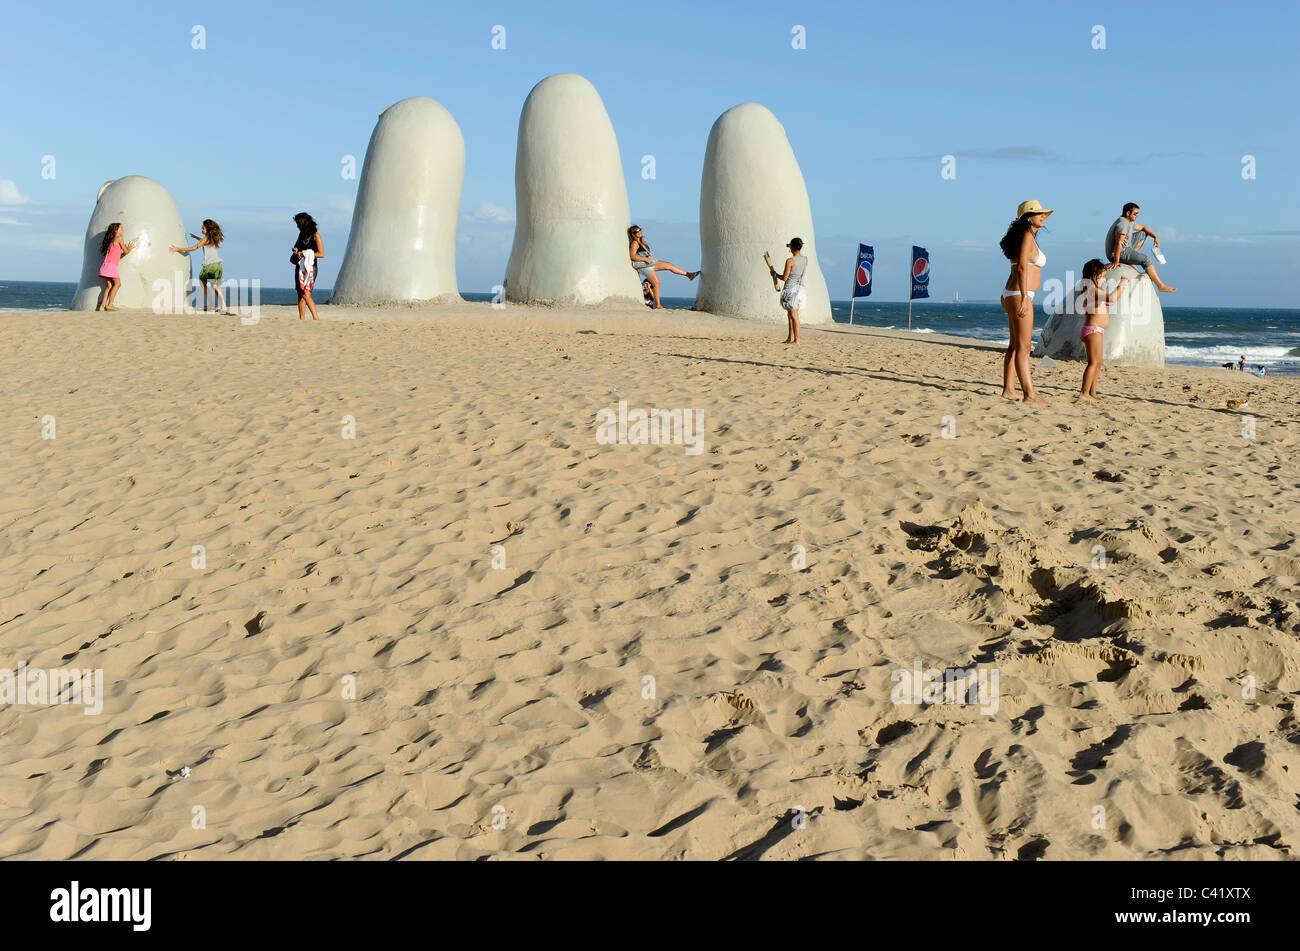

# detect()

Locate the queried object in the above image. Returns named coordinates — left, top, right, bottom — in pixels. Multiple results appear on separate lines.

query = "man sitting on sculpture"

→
left=1105, top=202, right=1177, bottom=293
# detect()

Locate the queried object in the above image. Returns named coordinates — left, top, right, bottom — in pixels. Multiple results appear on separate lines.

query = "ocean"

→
left=4, top=280, right=1296, bottom=376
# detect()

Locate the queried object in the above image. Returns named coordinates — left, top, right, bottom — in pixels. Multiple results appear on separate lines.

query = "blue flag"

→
left=910, top=246, right=930, bottom=300
left=852, top=244, right=874, bottom=299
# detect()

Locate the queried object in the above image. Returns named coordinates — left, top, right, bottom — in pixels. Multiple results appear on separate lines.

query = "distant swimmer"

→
left=1105, top=202, right=1176, bottom=292
left=999, top=199, right=1052, bottom=404
left=628, top=225, right=700, bottom=310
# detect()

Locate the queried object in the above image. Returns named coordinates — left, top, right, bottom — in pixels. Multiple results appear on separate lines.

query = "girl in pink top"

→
left=97, top=222, right=136, bottom=311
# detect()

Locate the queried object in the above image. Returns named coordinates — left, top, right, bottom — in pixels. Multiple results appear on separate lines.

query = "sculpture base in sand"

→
left=1040, top=264, right=1166, bottom=366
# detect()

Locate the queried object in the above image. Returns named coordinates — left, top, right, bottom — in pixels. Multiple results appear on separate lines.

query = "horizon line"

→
left=3, top=280, right=1298, bottom=312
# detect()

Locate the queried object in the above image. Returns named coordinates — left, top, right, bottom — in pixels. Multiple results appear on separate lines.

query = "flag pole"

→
left=907, top=245, right=912, bottom=331
left=849, top=247, right=858, bottom=325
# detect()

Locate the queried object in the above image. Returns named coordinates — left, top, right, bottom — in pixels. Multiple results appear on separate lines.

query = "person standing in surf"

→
left=999, top=200, right=1052, bottom=404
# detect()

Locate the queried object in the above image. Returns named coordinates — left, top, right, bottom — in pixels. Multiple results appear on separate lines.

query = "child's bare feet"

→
left=1000, top=389, right=1018, bottom=400
left=1022, top=394, right=1050, bottom=405
left=1079, top=393, right=1097, bottom=402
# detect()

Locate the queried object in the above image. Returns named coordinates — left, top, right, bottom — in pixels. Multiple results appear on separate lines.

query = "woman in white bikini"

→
left=999, top=199, right=1052, bottom=404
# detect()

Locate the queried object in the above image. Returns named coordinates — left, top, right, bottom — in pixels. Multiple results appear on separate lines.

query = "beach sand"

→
left=1, top=301, right=1297, bottom=860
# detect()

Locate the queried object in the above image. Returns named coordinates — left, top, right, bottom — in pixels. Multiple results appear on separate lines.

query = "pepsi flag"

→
left=910, top=246, right=930, bottom=300
left=852, top=244, right=874, bottom=299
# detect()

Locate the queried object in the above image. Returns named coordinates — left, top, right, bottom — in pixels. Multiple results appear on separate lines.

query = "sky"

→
left=1, top=0, right=1297, bottom=306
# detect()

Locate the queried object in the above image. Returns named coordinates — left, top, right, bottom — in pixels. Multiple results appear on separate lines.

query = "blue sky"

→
left=1, top=0, right=1296, bottom=305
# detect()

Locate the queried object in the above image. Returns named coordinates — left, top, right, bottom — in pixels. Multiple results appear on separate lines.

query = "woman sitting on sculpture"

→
left=628, top=225, right=700, bottom=309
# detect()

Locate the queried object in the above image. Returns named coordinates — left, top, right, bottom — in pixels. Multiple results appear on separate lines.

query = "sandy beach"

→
left=1, top=302, right=1297, bottom=860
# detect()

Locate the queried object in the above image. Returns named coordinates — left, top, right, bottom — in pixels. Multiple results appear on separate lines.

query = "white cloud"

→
left=0, top=216, right=25, bottom=226
left=0, top=180, right=30, bottom=206
left=1160, top=226, right=1249, bottom=245
left=467, top=201, right=514, bottom=223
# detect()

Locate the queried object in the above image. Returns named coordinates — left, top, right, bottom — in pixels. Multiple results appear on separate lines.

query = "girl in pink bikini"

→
left=96, top=222, right=136, bottom=311
left=1078, top=258, right=1129, bottom=401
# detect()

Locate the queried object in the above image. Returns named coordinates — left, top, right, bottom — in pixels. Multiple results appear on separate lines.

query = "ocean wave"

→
left=1164, top=344, right=1294, bottom=363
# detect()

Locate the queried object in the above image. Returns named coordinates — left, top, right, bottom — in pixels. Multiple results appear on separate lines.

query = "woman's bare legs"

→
left=1000, top=297, right=1045, bottom=402
left=786, top=306, right=801, bottom=344
left=1012, top=311, right=1045, bottom=403
left=1000, top=297, right=1020, bottom=398
left=646, top=270, right=663, bottom=308
left=1080, top=333, right=1103, bottom=399
left=295, top=265, right=320, bottom=320
left=213, top=280, right=228, bottom=313
left=653, top=260, right=701, bottom=279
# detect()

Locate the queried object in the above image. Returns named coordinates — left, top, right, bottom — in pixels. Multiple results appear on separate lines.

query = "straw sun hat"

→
left=1015, top=199, right=1054, bottom=221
